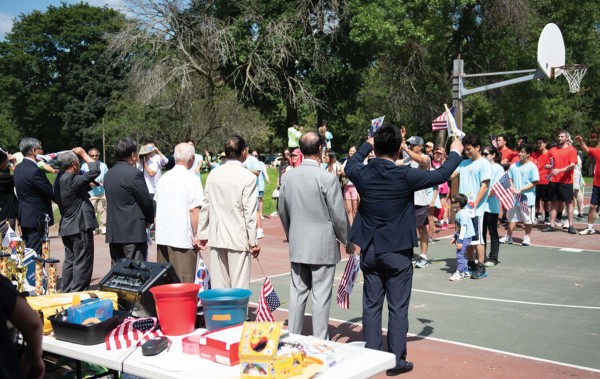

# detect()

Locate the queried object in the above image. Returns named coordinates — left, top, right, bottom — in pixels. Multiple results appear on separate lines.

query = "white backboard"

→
left=537, top=23, right=565, bottom=78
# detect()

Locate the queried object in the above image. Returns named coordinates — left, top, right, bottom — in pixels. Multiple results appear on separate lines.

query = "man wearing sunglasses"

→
left=81, top=148, right=109, bottom=235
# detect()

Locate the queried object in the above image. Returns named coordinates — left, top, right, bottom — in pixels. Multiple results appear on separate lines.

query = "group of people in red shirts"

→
left=496, top=130, right=600, bottom=236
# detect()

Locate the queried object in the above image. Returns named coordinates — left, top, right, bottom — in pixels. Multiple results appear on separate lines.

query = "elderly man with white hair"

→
left=53, top=147, right=100, bottom=292
left=155, top=142, right=204, bottom=282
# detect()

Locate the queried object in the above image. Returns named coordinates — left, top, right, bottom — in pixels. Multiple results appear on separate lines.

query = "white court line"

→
left=246, top=303, right=600, bottom=374
left=412, top=289, right=600, bottom=310
left=250, top=271, right=290, bottom=283
left=406, top=333, right=600, bottom=374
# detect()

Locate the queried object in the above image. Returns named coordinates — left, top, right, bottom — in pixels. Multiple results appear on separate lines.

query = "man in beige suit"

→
left=199, top=135, right=261, bottom=289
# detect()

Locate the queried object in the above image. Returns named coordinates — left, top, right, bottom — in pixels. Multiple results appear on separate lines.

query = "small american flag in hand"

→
left=256, top=277, right=281, bottom=322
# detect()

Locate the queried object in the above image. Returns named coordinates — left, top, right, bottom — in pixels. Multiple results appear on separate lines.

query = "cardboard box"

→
left=199, top=325, right=244, bottom=366
left=239, top=322, right=305, bottom=379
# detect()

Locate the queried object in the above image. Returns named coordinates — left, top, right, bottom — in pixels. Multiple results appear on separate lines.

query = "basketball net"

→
left=555, top=64, right=588, bottom=93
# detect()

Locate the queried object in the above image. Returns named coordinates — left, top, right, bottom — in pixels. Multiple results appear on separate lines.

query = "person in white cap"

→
left=402, top=135, right=438, bottom=269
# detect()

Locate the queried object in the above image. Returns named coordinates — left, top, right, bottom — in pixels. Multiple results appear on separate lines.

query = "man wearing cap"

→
left=199, top=135, right=260, bottom=289
left=13, top=137, right=55, bottom=256
left=137, top=142, right=168, bottom=200
left=402, top=135, right=437, bottom=268
left=543, top=130, right=577, bottom=234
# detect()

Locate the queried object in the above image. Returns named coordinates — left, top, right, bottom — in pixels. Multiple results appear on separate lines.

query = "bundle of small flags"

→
left=105, top=317, right=163, bottom=350
left=336, top=254, right=360, bottom=309
left=256, top=277, right=281, bottom=322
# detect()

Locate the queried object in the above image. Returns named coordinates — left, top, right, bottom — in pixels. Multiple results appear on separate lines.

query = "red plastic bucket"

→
left=150, top=283, right=200, bottom=336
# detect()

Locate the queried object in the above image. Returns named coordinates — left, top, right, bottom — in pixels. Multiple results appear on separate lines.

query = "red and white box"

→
left=198, top=325, right=244, bottom=366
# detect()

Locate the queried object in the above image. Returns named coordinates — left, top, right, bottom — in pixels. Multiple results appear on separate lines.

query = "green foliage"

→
left=0, top=3, right=127, bottom=151
left=0, top=0, right=598, bottom=155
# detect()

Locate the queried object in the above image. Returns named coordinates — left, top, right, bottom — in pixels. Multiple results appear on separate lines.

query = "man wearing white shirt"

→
left=155, top=143, right=204, bottom=282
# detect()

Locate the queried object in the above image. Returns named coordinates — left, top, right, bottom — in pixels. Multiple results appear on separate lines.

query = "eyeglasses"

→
left=90, top=155, right=100, bottom=158
left=482, top=152, right=489, bottom=156
left=252, top=154, right=258, bottom=157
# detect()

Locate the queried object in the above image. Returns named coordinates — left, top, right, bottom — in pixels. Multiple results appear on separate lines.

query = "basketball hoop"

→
left=554, top=64, right=588, bottom=93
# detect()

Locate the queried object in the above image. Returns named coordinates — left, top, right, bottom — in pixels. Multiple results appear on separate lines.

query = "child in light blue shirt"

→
left=450, top=193, right=476, bottom=281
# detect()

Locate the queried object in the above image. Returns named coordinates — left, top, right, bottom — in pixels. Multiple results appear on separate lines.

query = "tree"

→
left=0, top=3, right=128, bottom=151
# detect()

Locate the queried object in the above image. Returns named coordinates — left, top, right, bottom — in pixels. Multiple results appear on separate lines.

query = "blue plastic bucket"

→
left=198, top=288, right=252, bottom=331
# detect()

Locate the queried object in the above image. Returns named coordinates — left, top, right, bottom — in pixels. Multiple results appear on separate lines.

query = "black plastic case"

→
left=48, top=311, right=127, bottom=345
left=142, top=336, right=169, bottom=356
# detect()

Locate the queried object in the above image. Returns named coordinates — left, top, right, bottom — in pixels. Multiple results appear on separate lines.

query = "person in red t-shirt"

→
left=575, top=134, right=600, bottom=235
left=531, top=137, right=551, bottom=223
left=542, top=131, right=578, bottom=234
left=497, top=135, right=518, bottom=167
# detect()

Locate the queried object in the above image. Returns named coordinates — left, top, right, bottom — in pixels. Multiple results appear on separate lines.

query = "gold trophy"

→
left=34, top=214, right=58, bottom=294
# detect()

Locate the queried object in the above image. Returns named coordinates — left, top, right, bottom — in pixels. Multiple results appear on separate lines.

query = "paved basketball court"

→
left=45, top=188, right=599, bottom=378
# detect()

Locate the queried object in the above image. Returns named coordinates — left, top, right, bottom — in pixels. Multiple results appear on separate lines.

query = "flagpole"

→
left=254, top=257, right=268, bottom=279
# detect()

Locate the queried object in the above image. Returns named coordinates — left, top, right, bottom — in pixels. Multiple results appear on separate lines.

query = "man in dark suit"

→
left=13, top=137, right=55, bottom=256
left=53, top=148, right=100, bottom=292
left=104, top=137, right=154, bottom=264
left=345, top=126, right=463, bottom=376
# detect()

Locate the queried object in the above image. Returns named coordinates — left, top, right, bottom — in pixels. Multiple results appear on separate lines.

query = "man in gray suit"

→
left=53, top=148, right=100, bottom=292
left=278, top=131, right=354, bottom=340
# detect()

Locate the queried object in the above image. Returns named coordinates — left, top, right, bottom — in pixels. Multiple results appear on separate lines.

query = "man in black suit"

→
left=13, top=137, right=55, bottom=256
left=53, top=148, right=100, bottom=292
left=104, top=137, right=154, bottom=264
left=345, top=126, right=463, bottom=376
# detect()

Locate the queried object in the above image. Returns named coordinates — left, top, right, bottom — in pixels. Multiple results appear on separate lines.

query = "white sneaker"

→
left=580, top=228, right=596, bottom=235
left=499, top=235, right=513, bottom=244
left=562, top=222, right=569, bottom=229
left=522, top=235, right=531, bottom=246
left=554, top=221, right=563, bottom=228
left=449, top=271, right=465, bottom=281
left=270, top=211, right=279, bottom=217
left=257, top=228, right=264, bottom=239
left=415, top=257, right=429, bottom=268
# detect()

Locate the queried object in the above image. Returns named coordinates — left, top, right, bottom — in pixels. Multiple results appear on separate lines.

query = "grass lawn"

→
left=47, top=168, right=281, bottom=222
left=201, top=167, right=280, bottom=216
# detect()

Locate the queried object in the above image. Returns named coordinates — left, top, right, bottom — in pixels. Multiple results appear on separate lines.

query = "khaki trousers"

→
left=209, top=247, right=251, bottom=289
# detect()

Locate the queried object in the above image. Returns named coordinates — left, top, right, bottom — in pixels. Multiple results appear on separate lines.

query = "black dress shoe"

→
left=386, top=362, right=413, bottom=376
